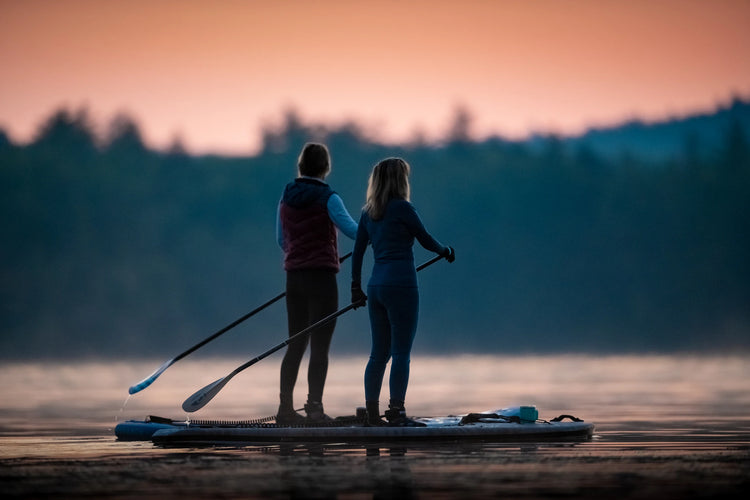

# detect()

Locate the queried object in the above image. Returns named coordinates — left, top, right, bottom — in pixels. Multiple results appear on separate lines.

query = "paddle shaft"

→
left=182, top=253, right=446, bottom=411
left=182, top=302, right=358, bottom=412
left=416, top=253, right=444, bottom=272
left=233, top=252, right=444, bottom=376
left=231, top=303, right=357, bottom=378
left=129, top=252, right=351, bottom=394
left=176, top=251, right=352, bottom=362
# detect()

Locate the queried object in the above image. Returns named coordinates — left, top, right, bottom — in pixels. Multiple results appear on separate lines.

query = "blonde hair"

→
left=364, top=157, right=411, bottom=220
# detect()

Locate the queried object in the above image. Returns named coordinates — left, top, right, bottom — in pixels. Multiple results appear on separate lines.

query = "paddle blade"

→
left=128, top=359, right=173, bottom=395
left=182, top=377, right=227, bottom=413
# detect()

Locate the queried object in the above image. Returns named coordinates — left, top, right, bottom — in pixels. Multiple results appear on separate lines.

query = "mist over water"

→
left=1, top=354, right=748, bottom=437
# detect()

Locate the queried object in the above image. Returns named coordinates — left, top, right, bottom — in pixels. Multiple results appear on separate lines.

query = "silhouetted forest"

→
left=1, top=100, right=749, bottom=359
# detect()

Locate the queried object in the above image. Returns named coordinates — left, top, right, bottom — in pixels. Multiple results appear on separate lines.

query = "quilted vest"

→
left=279, top=178, right=339, bottom=272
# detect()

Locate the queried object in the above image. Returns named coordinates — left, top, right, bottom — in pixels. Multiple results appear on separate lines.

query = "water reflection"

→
left=159, top=439, right=594, bottom=458
left=365, top=447, right=415, bottom=500
left=3, top=430, right=749, bottom=499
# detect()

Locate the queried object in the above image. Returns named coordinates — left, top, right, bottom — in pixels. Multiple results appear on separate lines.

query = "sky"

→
left=1, top=0, right=749, bottom=155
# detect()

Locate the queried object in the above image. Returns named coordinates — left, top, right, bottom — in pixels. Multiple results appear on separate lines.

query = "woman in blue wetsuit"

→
left=351, top=157, right=455, bottom=427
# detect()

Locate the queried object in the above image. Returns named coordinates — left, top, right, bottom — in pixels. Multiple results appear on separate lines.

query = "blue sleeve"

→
left=402, top=202, right=447, bottom=255
left=327, top=194, right=358, bottom=240
left=276, top=199, right=284, bottom=249
left=351, top=211, right=369, bottom=284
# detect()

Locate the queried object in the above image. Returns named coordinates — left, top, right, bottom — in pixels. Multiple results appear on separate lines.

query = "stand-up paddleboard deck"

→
left=116, top=407, right=594, bottom=444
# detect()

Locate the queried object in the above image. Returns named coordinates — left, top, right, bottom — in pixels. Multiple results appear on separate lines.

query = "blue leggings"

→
left=364, top=286, right=419, bottom=404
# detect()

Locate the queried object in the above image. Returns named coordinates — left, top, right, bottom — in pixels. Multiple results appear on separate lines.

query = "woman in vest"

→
left=276, top=143, right=358, bottom=424
left=351, top=157, right=455, bottom=427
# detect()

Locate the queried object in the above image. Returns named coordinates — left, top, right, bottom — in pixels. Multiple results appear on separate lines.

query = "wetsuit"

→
left=351, top=198, right=449, bottom=404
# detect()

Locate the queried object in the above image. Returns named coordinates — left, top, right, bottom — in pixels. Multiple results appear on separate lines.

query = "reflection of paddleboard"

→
left=115, top=406, right=594, bottom=444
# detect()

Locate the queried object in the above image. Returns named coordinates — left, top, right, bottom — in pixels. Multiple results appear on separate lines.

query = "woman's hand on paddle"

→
left=351, top=282, right=367, bottom=309
left=443, top=246, right=456, bottom=263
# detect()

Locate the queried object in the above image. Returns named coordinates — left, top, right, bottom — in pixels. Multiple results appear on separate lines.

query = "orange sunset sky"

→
left=1, top=0, right=749, bottom=155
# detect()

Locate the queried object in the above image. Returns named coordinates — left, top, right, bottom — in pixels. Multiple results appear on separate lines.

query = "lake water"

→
left=2, top=354, right=749, bottom=498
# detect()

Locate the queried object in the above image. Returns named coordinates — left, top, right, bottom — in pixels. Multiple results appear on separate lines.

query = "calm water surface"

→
left=2, top=354, right=749, bottom=499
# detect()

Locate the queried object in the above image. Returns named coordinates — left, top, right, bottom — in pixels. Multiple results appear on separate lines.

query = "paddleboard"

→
left=115, top=406, right=594, bottom=444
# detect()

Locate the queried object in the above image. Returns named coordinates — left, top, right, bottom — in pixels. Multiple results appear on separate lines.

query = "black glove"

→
left=351, top=282, right=367, bottom=309
left=443, top=246, right=456, bottom=263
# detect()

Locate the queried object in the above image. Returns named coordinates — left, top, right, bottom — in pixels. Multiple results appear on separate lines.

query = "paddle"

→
left=181, top=253, right=446, bottom=412
left=128, top=252, right=352, bottom=395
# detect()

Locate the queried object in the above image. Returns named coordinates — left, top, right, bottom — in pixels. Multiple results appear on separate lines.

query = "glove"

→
left=351, top=282, right=367, bottom=309
left=443, top=246, right=456, bottom=263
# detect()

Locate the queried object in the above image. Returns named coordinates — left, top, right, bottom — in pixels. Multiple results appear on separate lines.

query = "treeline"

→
left=1, top=103, right=748, bottom=359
